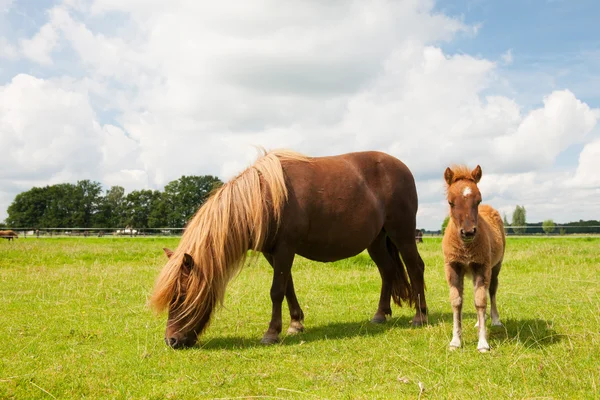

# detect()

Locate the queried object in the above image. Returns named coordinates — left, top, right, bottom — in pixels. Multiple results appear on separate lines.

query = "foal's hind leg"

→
left=489, top=262, right=502, bottom=326
left=367, top=231, right=395, bottom=323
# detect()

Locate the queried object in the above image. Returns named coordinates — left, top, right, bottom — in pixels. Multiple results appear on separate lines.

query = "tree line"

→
left=3, top=175, right=223, bottom=229
left=439, top=205, right=599, bottom=235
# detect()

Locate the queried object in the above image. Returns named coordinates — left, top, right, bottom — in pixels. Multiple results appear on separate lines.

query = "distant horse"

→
left=0, top=230, right=19, bottom=241
left=151, top=150, right=428, bottom=348
left=442, top=165, right=505, bottom=352
left=415, top=229, right=423, bottom=243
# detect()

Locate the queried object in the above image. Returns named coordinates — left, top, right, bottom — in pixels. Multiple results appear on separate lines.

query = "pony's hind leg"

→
left=489, top=262, right=502, bottom=326
left=285, top=273, right=305, bottom=334
left=396, top=239, right=428, bottom=326
left=367, top=231, right=397, bottom=323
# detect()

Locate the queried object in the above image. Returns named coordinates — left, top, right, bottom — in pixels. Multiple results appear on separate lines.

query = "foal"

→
left=442, top=165, right=505, bottom=352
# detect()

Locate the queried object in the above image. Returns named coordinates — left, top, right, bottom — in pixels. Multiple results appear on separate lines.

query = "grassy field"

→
left=0, top=236, right=598, bottom=399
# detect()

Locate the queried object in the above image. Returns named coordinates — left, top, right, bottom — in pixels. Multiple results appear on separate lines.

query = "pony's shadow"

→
left=195, top=315, right=415, bottom=351
left=428, top=312, right=561, bottom=347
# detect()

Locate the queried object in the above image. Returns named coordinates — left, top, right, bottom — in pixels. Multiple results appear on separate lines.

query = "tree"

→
left=148, top=193, right=170, bottom=228
left=71, top=180, right=103, bottom=227
left=511, top=205, right=526, bottom=234
left=5, top=187, right=48, bottom=228
left=40, top=183, right=78, bottom=227
left=502, top=213, right=510, bottom=234
left=123, top=189, right=163, bottom=229
left=441, top=215, right=450, bottom=235
left=163, top=175, right=222, bottom=227
left=96, top=186, right=126, bottom=227
left=542, top=219, right=556, bottom=234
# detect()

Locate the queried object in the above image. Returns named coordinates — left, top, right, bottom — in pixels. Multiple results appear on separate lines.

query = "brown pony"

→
left=0, top=230, right=19, bottom=241
left=151, top=149, right=428, bottom=348
left=442, top=165, right=505, bottom=352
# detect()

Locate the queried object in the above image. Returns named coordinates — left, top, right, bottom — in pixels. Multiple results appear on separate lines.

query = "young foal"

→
left=442, top=165, right=505, bottom=352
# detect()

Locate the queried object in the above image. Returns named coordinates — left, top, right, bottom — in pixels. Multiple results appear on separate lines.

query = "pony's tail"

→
left=385, top=236, right=413, bottom=307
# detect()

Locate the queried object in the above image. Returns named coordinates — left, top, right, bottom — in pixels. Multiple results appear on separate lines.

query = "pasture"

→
left=0, top=237, right=598, bottom=399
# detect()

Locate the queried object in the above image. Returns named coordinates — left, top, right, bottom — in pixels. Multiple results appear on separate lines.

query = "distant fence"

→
left=1, top=228, right=186, bottom=238
left=420, top=225, right=600, bottom=237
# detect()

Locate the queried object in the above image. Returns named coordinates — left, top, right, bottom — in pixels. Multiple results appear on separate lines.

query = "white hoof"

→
left=477, top=339, right=490, bottom=352
left=449, top=337, right=461, bottom=349
left=491, top=320, right=503, bottom=327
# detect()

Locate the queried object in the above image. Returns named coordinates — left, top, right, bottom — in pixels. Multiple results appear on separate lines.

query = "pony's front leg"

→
left=446, top=262, right=464, bottom=350
left=473, top=264, right=491, bottom=352
left=261, top=251, right=295, bottom=345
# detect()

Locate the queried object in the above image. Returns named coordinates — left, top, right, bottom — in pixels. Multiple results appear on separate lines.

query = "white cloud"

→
left=0, top=36, right=18, bottom=60
left=0, top=74, right=145, bottom=213
left=571, top=139, right=600, bottom=188
left=501, top=49, right=513, bottom=65
left=0, top=1, right=599, bottom=229
left=19, top=23, right=59, bottom=65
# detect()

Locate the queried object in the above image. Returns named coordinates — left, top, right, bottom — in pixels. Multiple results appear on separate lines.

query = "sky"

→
left=0, top=0, right=599, bottom=230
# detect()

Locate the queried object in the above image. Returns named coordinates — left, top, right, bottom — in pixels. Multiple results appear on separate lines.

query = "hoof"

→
left=411, top=318, right=427, bottom=327
left=287, top=321, right=304, bottom=335
left=491, top=320, right=503, bottom=327
left=260, top=333, right=279, bottom=345
left=449, top=345, right=460, bottom=351
left=477, top=339, right=490, bottom=352
left=449, top=337, right=461, bottom=349
left=371, top=315, right=387, bottom=324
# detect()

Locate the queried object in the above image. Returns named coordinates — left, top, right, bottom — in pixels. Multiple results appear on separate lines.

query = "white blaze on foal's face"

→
left=462, top=186, right=472, bottom=198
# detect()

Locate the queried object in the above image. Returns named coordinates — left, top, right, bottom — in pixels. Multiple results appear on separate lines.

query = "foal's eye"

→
left=448, top=201, right=455, bottom=207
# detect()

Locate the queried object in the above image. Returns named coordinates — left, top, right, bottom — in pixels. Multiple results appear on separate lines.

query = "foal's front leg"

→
left=446, top=262, right=464, bottom=349
left=473, top=263, right=491, bottom=352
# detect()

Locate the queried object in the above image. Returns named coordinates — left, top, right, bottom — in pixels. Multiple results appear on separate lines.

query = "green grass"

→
left=0, top=237, right=598, bottom=399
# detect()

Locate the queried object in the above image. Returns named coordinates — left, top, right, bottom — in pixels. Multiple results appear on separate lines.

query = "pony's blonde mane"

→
left=150, top=149, right=310, bottom=332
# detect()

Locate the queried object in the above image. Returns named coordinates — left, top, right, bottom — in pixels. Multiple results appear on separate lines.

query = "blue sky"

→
left=0, top=0, right=599, bottom=229
left=436, top=0, right=600, bottom=104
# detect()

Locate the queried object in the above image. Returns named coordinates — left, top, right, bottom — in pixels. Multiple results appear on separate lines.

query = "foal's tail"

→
left=385, top=236, right=413, bottom=306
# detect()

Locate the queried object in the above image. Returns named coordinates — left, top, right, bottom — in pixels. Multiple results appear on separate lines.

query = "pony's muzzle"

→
left=165, top=334, right=196, bottom=349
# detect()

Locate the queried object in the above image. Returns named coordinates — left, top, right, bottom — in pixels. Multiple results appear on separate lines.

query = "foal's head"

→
left=444, top=165, right=483, bottom=243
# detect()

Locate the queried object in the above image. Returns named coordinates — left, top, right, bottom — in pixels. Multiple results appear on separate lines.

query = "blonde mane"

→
left=150, top=149, right=310, bottom=332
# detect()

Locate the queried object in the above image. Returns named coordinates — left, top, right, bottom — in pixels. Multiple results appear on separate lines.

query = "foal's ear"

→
left=163, top=247, right=174, bottom=258
left=182, top=253, right=195, bottom=272
left=471, top=165, right=482, bottom=183
left=444, top=167, right=454, bottom=185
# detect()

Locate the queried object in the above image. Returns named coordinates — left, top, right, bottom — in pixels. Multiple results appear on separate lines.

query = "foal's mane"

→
left=150, top=149, right=310, bottom=332
left=445, top=165, right=477, bottom=188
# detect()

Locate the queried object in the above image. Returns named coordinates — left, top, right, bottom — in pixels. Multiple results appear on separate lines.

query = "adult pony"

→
left=442, top=165, right=505, bottom=352
left=151, top=149, right=428, bottom=349
left=0, top=230, right=18, bottom=241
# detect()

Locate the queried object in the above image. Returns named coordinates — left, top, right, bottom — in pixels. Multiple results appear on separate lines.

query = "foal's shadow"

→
left=491, top=318, right=561, bottom=347
left=429, top=312, right=561, bottom=347
left=196, top=315, right=415, bottom=351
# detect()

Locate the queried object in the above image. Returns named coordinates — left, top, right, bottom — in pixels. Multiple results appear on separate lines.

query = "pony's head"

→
left=444, top=165, right=483, bottom=243
left=152, top=248, right=214, bottom=349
